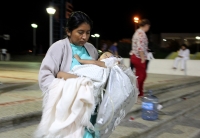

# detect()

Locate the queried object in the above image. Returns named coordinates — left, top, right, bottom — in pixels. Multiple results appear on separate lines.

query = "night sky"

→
left=0, top=0, right=200, bottom=52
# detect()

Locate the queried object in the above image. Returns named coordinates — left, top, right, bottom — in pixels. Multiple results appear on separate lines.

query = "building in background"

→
left=160, top=33, right=200, bottom=53
left=52, top=0, right=73, bottom=43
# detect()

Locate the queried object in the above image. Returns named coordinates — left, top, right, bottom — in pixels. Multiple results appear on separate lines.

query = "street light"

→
left=46, top=7, right=56, bottom=46
left=195, top=36, right=200, bottom=39
left=196, top=36, right=200, bottom=52
left=94, top=34, right=100, bottom=37
left=31, top=23, right=38, bottom=55
left=91, top=34, right=100, bottom=49
left=133, top=17, right=139, bottom=31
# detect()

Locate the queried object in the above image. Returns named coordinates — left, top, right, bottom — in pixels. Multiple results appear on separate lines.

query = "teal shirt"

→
left=70, top=43, right=92, bottom=70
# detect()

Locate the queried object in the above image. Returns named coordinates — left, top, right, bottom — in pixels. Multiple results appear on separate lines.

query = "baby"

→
left=73, top=51, right=119, bottom=68
left=57, top=51, right=120, bottom=79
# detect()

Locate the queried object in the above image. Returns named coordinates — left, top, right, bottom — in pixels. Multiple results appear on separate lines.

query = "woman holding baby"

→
left=36, top=11, right=104, bottom=138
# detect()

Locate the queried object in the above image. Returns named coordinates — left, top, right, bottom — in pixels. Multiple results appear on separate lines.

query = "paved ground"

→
left=0, top=61, right=200, bottom=138
left=1, top=61, right=196, bottom=105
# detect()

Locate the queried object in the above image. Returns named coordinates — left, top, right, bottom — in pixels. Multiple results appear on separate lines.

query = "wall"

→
left=122, top=58, right=200, bottom=76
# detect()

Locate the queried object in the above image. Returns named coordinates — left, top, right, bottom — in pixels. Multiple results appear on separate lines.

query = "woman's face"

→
left=68, top=22, right=91, bottom=46
left=144, top=24, right=150, bottom=32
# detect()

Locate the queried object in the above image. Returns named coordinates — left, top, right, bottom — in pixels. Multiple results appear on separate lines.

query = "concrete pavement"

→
left=0, top=61, right=200, bottom=138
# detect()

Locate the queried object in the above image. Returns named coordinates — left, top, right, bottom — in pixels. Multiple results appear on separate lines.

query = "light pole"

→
left=91, top=34, right=100, bottom=49
left=31, top=23, right=38, bottom=55
left=95, top=34, right=100, bottom=49
left=196, top=36, right=200, bottom=53
left=196, top=36, right=200, bottom=52
left=46, top=7, right=56, bottom=46
left=133, top=17, right=139, bottom=31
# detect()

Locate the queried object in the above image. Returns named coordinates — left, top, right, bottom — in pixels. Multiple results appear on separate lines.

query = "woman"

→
left=38, top=11, right=98, bottom=137
left=129, top=19, right=150, bottom=103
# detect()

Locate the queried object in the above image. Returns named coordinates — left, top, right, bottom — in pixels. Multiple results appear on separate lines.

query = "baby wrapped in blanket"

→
left=57, top=51, right=122, bottom=106
left=34, top=52, right=119, bottom=138
left=35, top=51, right=138, bottom=138
left=68, top=52, right=139, bottom=138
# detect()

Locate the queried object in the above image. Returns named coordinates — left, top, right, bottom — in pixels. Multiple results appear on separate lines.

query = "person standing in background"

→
left=101, top=43, right=108, bottom=52
left=1, top=48, right=7, bottom=61
left=108, top=42, right=118, bottom=56
left=129, top=19, right=151, bottom=103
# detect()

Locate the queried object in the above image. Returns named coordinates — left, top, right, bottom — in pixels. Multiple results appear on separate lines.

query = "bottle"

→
left=141, top=90, right=158, bottom=121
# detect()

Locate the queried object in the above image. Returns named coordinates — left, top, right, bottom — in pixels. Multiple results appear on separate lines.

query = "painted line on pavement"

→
left=0, top=98, right=42, bottom=107
left=0, top=76, right=38, bottom=82
left=3, top=93, right=42, bottom=100
left=0, top=69, right=37, bottom=73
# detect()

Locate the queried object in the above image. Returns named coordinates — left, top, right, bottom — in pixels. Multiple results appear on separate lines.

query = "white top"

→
left=147, top=52, right=154, bottom=60
left=178, top=49, right=190, bottom=59
left=2, top=49, right=7, bottom=54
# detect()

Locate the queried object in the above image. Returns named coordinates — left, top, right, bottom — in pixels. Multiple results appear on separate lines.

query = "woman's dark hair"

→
left=138, top=19, right=151, bottom=27
left=66, top=11, right=93, bottom=33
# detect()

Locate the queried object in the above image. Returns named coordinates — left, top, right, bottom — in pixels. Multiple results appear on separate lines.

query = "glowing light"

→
left=46, top=7, right=56, bottom=14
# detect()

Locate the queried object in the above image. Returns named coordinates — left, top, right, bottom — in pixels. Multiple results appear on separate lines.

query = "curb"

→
left=192, top=130, right=200, bottom=138
left=145, top=80, right=200, bottom=95
left=128, top=89, right=200, bottom=116
left=129, top=100, right=200, bottom=138
left=0, top=111, right=41, bottom=131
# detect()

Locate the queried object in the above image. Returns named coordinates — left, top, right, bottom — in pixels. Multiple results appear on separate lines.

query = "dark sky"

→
left=0, top=0, right=200, bottom=52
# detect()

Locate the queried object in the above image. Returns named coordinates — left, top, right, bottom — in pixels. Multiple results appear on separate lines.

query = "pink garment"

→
left=129, top=28, right=148, bottom=59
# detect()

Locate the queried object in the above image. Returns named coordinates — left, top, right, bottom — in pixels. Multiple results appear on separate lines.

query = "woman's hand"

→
left=139, top=51, right=145, bottom=63
left=57, top=71, right=78, bottom=80
left=141, top=58, right=145, bottom=63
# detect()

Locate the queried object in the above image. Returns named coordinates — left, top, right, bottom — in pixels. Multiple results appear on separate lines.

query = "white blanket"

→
left=68, top=57, right=122, bottom=106
left=34, top=77, right=95, bottom=138
left=69, top=64, right=110, bottom=106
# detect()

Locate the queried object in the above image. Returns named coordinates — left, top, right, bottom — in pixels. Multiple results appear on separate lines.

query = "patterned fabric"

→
left=69, top=64, right=110, bottom=106
left=129, top=28, right=148, bottom=59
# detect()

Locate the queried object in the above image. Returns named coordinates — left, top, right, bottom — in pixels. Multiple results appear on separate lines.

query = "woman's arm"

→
left=74, top=54, right=106, bottom=67
left=38, top=40, right=75, bottom=93
left=57, top=72, right=78, bottom=80
left=139, top=51, right=146, bottom=63
left=136, top=32, right=147, bottom=63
